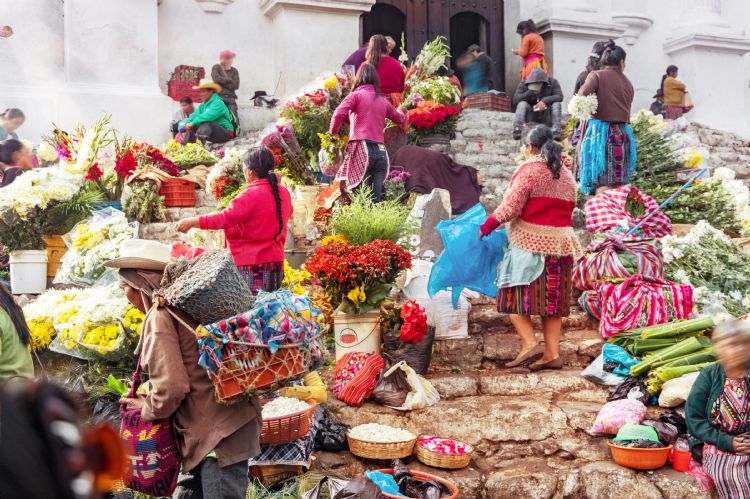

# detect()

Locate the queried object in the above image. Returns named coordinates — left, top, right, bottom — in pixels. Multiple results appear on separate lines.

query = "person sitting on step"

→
left=181, top=79, right=235, bottom=145
left=512, top=68, right=563, bottom=140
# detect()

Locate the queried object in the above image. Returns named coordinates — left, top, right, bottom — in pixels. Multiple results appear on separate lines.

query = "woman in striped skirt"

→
left=480, top=125, right=582, bottom=371
left=686, top=320, right=750, bottom=498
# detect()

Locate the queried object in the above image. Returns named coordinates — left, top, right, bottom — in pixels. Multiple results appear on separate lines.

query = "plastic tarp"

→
left=428, top=203, right=508, bottom=308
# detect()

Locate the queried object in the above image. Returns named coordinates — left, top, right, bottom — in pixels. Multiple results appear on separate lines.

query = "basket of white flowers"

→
left=347, top=423, right=417, bottom=460
left=259, top=396, right=318, bottom=445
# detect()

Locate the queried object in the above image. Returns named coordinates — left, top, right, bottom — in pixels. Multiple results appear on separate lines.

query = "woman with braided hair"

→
left=176, top=146, right=292, bottom=294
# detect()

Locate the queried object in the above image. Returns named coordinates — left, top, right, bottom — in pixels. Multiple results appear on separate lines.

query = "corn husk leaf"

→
left=630, top=336, right=705, bottom=377
left=651, top=348, right=715, bottom=370
left=639, top=317, right=715, bottom=340
left=644, top=361, right=716, bottom=395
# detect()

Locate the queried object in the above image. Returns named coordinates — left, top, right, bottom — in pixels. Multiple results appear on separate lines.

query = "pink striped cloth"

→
left=597, top=275, right=693, bottom=338
left=573, top=236, right=663, bottom=291
left=584, top=185, right=671, bottom=238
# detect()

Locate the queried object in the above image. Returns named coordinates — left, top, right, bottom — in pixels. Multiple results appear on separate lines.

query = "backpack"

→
left=228, top=108, right=241, bottom=137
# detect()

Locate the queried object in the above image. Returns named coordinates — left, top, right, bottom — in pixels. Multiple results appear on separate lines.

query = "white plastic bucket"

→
left=9, top=250, right=48, bottom=295
left=333, top=310, right=382, bottom=360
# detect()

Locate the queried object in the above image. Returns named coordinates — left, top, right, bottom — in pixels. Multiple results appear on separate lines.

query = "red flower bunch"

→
left=408, top=101, right=462, bottom=130
left=85, top=163, right=103, bottom=182
left=211, top=176, right=229, bottom=200
left=261, top=124, right=299, bottom=153
left=302, top=89, right=327, bottom=106
left=133, top=143, right=179, bottom=176
left=114, top=148, right=137, bottom=178
left=270, top=147, right=284, bottom=166
left=399, top=300, right=427, bottom=343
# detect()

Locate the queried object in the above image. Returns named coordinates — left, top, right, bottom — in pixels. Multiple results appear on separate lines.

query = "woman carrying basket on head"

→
left=176, top=147, right=292, bottom=295
left=108, top=240, right=261, bottom=498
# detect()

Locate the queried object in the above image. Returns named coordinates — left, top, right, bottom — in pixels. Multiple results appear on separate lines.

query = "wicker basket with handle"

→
left=260, top=398, right=317, bottom=445
left=347, top=433, right=416, bottom=460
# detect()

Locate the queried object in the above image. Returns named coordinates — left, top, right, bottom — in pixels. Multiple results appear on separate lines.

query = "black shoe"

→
left=512, top=127, right=522, bottom=140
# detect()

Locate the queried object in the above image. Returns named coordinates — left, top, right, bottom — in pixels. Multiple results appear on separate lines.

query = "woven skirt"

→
left=497, top=255, right=574, bottom=317
left=703, top=450, right=750, bottom=499
left=237, top=261, right=284, bottom=296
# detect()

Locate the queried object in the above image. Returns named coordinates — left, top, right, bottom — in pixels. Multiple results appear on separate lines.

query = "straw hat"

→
left=193, top=79, right=222, bottom=93
left=104, top=239, right=172, bottom=271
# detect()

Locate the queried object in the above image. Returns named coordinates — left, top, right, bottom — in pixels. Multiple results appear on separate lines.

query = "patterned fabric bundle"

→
left=579, top=290, right=602, bottom=320
left=333, top=352, right=384, bottom=407
left=158, top=249, right=254, bottom=325
left=197, top=289, right=324, bottom=372
left=120, top=363, right=180, bottom=496
left=598, top=275, right=693, bottom=338
left=584, top=185, right=671, bottom=238
left=579, top=120, right=637, bottom=195
left=573, top=236, right=664, bottom=291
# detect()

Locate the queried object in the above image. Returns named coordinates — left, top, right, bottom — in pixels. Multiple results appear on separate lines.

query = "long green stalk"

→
left=632, top=334, right=705, bottom=356
left=630, top=336, right=705, bottom=377
left=639, top=317, right=715, bottom=339
left=656, top=362, right=717, bottom=382
left=650, top=348, right=715, bottom=370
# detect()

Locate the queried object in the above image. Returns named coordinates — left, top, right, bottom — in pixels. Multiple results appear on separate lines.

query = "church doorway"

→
left=361, top=3, right=407, bottom=61
left=449, top=12, right=490, bottom=72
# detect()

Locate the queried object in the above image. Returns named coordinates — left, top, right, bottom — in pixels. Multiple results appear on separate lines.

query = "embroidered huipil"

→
left=490, top=158, right=582, bottom=258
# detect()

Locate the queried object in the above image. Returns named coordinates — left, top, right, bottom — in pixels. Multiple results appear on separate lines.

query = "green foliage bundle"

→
left=647, top=182, right=742, bottom=233
left=122, top=181, right=166, bottom=224
left=328, top=187, right=416, bottom=245
left=630, top=116, right=681, bottom=190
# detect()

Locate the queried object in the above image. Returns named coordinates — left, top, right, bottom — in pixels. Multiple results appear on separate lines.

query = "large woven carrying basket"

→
left=415, top=440, right=473, bottom=469
left=463, top=92, right=511, bottom=112
left=158, top=249, right=254, bottom=325
left=210, top=341, right=313, bottom=404
left=260, top=399, right=317, bottom=445
left=347, top=433, right=416, bottom=460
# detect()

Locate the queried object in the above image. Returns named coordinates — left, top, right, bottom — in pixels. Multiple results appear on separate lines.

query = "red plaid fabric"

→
left=336, top=139, right=369, bottom=189
left=584, top=185, right=671, bottom=238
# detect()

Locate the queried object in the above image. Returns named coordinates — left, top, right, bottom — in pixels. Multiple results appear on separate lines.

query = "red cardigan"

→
left=360, top=56, right=405, bottom=95
left=199, top=179, right=292, bottom=266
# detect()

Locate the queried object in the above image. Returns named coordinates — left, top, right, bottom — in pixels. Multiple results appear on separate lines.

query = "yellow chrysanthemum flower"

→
left=28, top=320, right=55, bottom=351
left=323, top=76, right=338, bottom=90
left=321, top=234, right=348, bottom=247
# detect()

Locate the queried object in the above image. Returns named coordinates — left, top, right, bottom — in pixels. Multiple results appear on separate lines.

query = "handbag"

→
left=119, top=361, right=180, bottom=496
left=158, top=249, right=254, bottom=325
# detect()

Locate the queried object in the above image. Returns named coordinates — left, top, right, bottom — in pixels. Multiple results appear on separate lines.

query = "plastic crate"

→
left=159, top=179, right=196, bottom=207
left=463, top=92, right=511, bottom=112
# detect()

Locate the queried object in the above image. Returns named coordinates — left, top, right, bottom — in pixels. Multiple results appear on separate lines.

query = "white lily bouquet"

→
left=568, top=94, right=598, bottom=121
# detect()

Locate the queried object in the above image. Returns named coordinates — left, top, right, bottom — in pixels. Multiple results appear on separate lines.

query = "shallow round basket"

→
left=260, top=399, right=317, bottom=445
left=347, top=433, right=416, bottom=460
left=415, top=439, right=473, bottom=470
left=607, top=442, right=672, bottom=470
left=375, top=468, right=459, bottom=499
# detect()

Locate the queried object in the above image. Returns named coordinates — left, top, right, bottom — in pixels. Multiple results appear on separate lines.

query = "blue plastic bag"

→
left=428, top=203, right=508, bottom=308
left=364, top=470, right=405, bottom=497
left=602, top=343, right=640, bottom=377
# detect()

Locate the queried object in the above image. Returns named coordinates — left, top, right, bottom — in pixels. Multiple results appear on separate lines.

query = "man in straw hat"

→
left=105, top=239, right=261, bottom=497
left=181, top=79, right=235, bottom=145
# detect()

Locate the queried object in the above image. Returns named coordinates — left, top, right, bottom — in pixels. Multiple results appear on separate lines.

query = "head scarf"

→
left=118, top=269, right=163, bottom=311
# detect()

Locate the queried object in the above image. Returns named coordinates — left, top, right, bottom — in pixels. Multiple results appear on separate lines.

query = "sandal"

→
left=529, top=357, right=563, bottom=371
left=506, top=344, right=544, bottom=368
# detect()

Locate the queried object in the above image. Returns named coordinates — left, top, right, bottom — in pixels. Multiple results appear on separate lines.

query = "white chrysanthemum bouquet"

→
left=567, top=94, right=598, bottom=121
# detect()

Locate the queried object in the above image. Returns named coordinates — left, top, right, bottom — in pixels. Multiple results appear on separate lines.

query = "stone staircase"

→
left=311, top=303, right=713, bottom=498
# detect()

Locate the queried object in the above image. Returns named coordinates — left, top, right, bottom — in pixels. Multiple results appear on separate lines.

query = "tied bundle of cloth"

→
left=196, top=288, right=324, bottom=372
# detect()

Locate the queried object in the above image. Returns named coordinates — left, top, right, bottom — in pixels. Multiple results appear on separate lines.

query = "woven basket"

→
left=415, top=439, right=473, bottom=470
left=375, top=468, right=459, bottom=499
left=260, top=398, right=317, bottom=445
left=347, top=433, right=416, bottom=460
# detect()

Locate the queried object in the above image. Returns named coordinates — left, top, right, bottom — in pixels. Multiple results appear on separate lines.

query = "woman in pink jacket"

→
left=330, top=63, right=405, bottom=201
left=176, top=147, right=292, bottom=294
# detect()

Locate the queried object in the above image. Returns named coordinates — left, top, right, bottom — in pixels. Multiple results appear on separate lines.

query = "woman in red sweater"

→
left=480, top=125, right=582, bottom=371
left=363, top=34, right=405, bottom=106
left=176, top=147, right=292, bottom=294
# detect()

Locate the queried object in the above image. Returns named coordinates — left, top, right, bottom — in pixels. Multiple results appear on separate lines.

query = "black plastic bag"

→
left=90, top=392, right=122, bottom=426
left=392, top=459, right=450, bottom=499
left=332, top=477, right=380, bottom=499
left=658, top=412, right=687, bottom=435
left=383, top=327, right=435, bottom=374
left=371, top=355, right=411, bottom=407
left=314, top=408, right=350, bottom=452
left=614, top=439, right=665, bottom=449
left=642, top=420, right=679, bottom=444
left=301, top=477, right=350, bottom=499
left=607, top=377, right=649, bottom=405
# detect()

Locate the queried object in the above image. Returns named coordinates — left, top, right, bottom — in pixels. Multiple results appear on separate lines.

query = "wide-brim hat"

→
left=104, top=239, right=172, bottom=271
left=193, top=79, right=222, bottom=93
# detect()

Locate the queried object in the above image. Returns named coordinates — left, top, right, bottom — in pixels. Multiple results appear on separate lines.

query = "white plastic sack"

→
left=581, top=354, right=626, bottom=386
left=384, top=361, right=439, bottom=411
left=659, top=371, right=701, bottom=408
left=417, top=290, right=475, bottom=340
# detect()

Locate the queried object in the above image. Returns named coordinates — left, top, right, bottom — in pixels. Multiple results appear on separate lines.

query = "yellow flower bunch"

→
left=321, top=234, right=348, bottom=247
left=59, top=323, right=89, bottom=350
left=28, top=320, right=55, bottom=351
left=347, top=286, right=366, bottom=303
left=282, top=260, right=312, bottom=295
left=121, top=307, right=145, bottom=335
left=70, top=223, right=106, bottom=251
left=82, top=323, right=121, bottom=351
left=55, top=307, right=78, bottom=325
left=683, top=149, right=703, bottom=168
left=323, top=75, right=338, bottom=90
left=162, top=139, right=182, bottom=154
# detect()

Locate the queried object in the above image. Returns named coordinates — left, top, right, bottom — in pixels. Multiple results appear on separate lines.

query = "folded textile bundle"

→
left=197, top=289, right=324, bottom=373
left=573, top=236, right=663, bottom=291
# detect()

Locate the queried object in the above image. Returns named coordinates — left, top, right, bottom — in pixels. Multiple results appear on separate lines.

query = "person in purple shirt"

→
left=343, top=44, right=367, bottom=73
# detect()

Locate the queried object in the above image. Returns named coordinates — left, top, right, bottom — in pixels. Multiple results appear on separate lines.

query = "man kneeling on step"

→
left=512, top=68, right=563, bottom=141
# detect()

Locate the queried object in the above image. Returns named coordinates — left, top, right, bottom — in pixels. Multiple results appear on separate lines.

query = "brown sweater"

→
left=140, top=304, right=260, bottom=471
left=211, top=64, right=240, bottom=100
left=578, top=67, right=634, bottom=123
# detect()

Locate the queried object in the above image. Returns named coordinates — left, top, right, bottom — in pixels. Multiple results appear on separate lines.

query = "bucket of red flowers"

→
left=304, top=239, right=412, bottom=360
left=381, top=300, right=434, bottom=374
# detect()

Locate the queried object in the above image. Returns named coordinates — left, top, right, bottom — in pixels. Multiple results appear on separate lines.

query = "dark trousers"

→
left=362, top=141, right=388, bottom=202
left=173, top=458, right=248, bottom=499
left=181, top=122, right=233, bottom=145
left=514, top=101, right=562, bottom=134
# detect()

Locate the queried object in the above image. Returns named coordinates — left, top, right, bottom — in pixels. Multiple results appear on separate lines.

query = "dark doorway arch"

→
left=450, top=12, right=490, bottom=73
left=361, top=3, right=407, bottom=61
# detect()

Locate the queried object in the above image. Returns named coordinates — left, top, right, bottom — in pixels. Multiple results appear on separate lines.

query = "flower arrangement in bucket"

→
left=404, top=76, right=462, bottom=143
